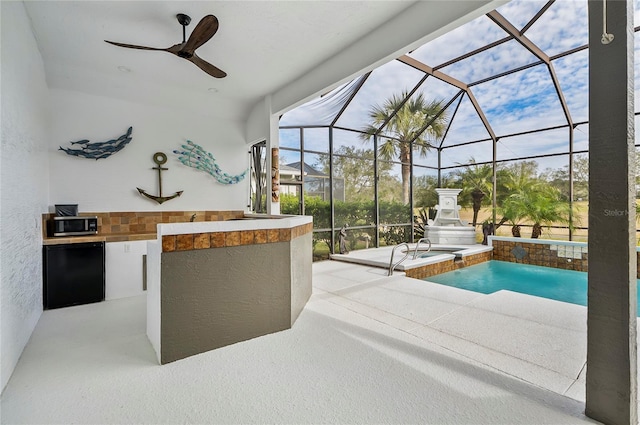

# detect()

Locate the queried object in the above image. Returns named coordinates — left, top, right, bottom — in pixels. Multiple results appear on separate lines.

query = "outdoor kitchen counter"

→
left=41, top=213, right=289, bottom=245
left=146, top=215, right=313, bottom=364
left=41, top=209, right=253, bottom=245
left=42, top=232, right=157, bottom=245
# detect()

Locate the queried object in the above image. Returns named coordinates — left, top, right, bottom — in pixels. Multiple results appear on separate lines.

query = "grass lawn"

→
left=457, top=202, right=590, bottom=241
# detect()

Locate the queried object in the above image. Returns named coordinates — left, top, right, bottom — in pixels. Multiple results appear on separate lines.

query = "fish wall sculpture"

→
left=59, top=127, right=133, bottom=160
left=173, top=140, right=248, bottom=185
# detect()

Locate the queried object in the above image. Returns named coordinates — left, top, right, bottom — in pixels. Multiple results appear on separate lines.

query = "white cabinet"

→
left=105, top=240, right=148, bottom=300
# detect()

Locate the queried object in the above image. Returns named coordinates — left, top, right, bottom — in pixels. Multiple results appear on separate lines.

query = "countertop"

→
left=43, top=232, right=157, bottom=245
left=158, top=215, right=312, bottom=236
left=42, top=214, right=312, bottom=245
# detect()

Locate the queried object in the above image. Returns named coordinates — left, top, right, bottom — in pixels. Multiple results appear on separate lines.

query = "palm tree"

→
left=455, top=159, right=493, bottom=227
left=502, top=186, right=571, bottom=238
left=498, top=195, right=525, bottom=237
left=497, top=162, right=541, bottom=237
left=360, top=91, right=448, bottom=205
left=527, top=190, right=571, bottom=238
left=500, top=162, right=540, bottom=194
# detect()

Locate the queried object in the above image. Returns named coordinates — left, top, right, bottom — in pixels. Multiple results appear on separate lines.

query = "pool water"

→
left=425, top=260, right=640, bottom=312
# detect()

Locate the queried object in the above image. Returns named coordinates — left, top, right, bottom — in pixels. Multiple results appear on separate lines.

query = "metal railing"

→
left=412, top=238, right=432, bottom=260
left=388, top=243, right=410, bottom=276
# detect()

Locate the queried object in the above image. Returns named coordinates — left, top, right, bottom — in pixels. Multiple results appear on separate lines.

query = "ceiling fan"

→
left=105, top=14, right=226, bottom=78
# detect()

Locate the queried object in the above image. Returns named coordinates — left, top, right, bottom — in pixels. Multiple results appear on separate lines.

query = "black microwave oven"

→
left=48, top=216, right=98, bottom=237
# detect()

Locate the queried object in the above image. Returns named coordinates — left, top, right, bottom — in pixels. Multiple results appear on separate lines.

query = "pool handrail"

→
left=388, top=243, right=411, bottom=276
left=412, top=238, right=432, bottom=260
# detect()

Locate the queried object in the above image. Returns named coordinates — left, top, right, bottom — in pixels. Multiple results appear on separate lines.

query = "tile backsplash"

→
left=43, top=210, right=245, bottom=237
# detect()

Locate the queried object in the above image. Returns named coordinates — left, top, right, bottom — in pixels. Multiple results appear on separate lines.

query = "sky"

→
left=279, top=0, right=640, bottom=180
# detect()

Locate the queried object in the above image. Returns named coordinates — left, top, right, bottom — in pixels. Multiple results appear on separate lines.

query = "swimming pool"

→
left=425, top=260, right=640, bottom=312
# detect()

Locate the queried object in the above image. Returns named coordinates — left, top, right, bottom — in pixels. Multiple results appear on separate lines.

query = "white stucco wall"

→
left=245, top=96, right=270, bottom=146
left=1, top=2, right=51, bottom=392
left=48, top=89, right=250, bottom=213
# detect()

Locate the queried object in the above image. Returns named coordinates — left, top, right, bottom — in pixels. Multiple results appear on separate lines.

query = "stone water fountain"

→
left=423, top=188, right=477, bottom=245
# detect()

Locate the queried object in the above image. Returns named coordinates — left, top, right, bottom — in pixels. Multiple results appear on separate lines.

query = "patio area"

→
left=0, top=259, right=608, bottom=424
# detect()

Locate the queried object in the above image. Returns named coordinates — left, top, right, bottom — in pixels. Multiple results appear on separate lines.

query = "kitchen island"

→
left=146, top=215, right=313, bottom=364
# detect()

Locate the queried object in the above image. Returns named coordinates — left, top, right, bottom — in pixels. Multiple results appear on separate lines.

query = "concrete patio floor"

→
left=313, top=260, right=590, bottom=400
left=0, top=259, right=606, bottom=424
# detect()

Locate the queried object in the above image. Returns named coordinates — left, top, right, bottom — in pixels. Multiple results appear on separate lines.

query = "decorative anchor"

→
left=136, top=152, right=183, bottom=204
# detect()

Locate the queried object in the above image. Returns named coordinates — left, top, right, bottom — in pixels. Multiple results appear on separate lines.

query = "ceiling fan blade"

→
left=181, top=15, right=219, bottom=55
left=188, top=53, right=227, bottom=78
left=105, top=40, right=169, bottom=52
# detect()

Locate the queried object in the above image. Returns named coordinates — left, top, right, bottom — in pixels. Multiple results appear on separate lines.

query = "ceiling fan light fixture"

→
left=176, top=13, right=191, bottom=27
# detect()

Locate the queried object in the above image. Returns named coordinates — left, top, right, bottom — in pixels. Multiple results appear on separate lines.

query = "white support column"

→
left=267, top=109, right=280, bottom=215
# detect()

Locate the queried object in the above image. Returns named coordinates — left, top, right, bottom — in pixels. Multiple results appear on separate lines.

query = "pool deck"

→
left=330, top=243, right=492, bottom=271
left=4, top=255, right=629, bottom=423
left=314, top=259, right=591, bottom=402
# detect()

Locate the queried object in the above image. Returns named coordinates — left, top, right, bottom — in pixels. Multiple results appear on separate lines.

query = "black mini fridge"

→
left=43, top=242, right=105, bottom=309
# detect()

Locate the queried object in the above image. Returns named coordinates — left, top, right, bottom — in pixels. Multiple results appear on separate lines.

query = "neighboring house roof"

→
left=285, top=162, right=329, bottom=178
left=280, top=164, right=303, bottom=176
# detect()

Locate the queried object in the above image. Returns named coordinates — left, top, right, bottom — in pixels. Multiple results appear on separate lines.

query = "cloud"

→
left=523, top=0, right=588, bottom=56
left=472, top=64, right=569, bottom=136
left=410, top=14, right=509, bottom=68
left=441, top=96, right=491, bottom=146
left=335, top=60, right=427, bottom=130
left=439, top=39, right=539, bottom=84
left=280, top=0, right=638, bottom=172
left=497, top=0, right=551, bottom=31
left=440, top=140, right=494, bottom=167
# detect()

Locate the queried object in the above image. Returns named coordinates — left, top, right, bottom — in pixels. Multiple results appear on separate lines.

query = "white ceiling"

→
left=23, top=1, right=501, bottom=123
